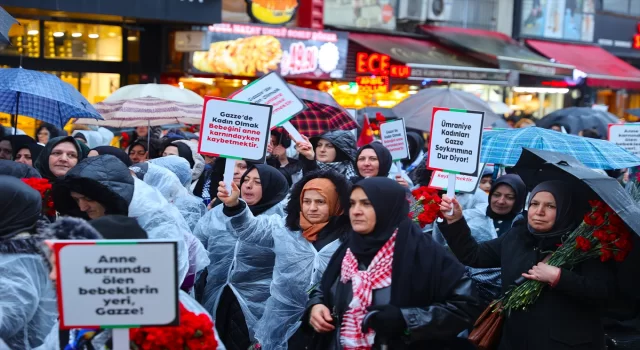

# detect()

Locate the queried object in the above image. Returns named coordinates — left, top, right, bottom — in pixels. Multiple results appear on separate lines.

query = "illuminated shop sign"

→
left=356, top=75, right=390, bottom=93
left=188, top=23, right=348, bottom=79
left=355, top=52, right=411, bottom=78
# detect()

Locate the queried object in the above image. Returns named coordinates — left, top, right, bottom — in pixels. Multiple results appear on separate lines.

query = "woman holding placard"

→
left=351, top=142, right=413, bottom=188
left=296, top=131, right=357, bottom=179
left=216, top=170, right=351, bottom=350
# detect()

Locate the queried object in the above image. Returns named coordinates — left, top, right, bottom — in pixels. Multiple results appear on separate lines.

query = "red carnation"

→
left=21, top=178, right=56, bottom=217
left=600, top=246, right=614, bottom=262
left=584, top=211, right=605, bottom=227
left=575, top=236, right=592, bottom=252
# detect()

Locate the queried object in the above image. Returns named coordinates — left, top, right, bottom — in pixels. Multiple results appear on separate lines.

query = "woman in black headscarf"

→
left=0, top=176, right=57, bottom=349
left=161, top=140, right=195, bottom=169
left=439, top=180, right=616, bottom=350
left=193, top=158, right=254, bottom=207
left=34, top=136, right=86, bottom=181
left=14, top=143, right=44, bottom=168
left=486, top=174, right=527, bottom=236
left=88, top=146, right=133, bottom=167
left=305, top=177, right=479, bottom=349
left=351, top=142, right=392, bottom=183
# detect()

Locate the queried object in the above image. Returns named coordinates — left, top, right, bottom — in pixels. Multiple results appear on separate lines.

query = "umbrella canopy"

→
left=537, top=107, right=620, bottom=137
left=481, top=127, right=640, bottom=169
left=0, top=7, right=17, bottom=45
left=290, top=100, right=359, bottom=138
left=0, top=68, right=102, bottom=128
left=74, top=97, right=201, bottom=127
left=287, top=84, right=342, bottom=109
left=512, top=148, right=640, bottom=236
left=626, top=108, right=640, bottom=118
left=392, top=88, right=501, bottom=132
left=104, top=83, right=204, bottom=105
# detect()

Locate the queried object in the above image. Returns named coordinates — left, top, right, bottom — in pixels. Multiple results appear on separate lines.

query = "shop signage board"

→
left=608, top=123, right=640, bottom=157
left=427, top=107, right=484, bottom=212
left=518, top=0, right=595, bottom=43
left=52, top=240, right=179, bottom=349
left=221, top=0, right=299, bottom=25
left=380, top=119, right=409, bottom=161
left=187, top=23, right=349, bottom=79
left=594, top=14, right=640, bottom=58
left=228, top=72, right=307, bottom=142
left=198, top=96, right=272, bottom=190
left=429, top=163, right=486, bottom=193
left=407, top=66, right=510, bottom=82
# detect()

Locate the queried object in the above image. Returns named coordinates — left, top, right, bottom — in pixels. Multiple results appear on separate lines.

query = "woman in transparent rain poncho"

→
left=217, top=169, right=352, bottom=350
left=51, top=155, right=193, bottom=287
left=146, top=156, right=208, bottom=231
left=193, top=164, right=289, bottom=350
left=0, top=176, right=56, bottom=349
left=128, top=161, right=209, bottom=291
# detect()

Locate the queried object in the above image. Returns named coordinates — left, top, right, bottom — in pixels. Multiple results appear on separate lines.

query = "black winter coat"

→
left=439, top=218, right=615, bottom=350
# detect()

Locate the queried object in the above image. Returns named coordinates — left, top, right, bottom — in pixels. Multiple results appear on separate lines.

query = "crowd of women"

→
left=1, top=122, right=639, bottom=350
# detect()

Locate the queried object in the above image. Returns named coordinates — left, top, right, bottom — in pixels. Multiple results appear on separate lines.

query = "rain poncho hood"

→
left=173, top=140, right=205, bottom=182
left=194, top=203, right=284, bottom=342
left=0, top=176, right=42, bottom=239
left=52, top=155, right=191, bottom=284
left=0, top=160, right=41, bottom=179
left=150, top=156, right=192, bottom=189
left=310, top=130, right=357, bottom=178
left=34, top=136, right=85, bottom=180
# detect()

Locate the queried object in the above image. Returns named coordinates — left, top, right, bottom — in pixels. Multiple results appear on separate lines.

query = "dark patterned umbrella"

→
left=290, top=101, right=359, bottom=138
left=0, top=7, right=17, bottom=45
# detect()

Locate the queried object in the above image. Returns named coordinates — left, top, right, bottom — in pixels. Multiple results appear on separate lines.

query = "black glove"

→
left=364, top=304, right=407, bottom=338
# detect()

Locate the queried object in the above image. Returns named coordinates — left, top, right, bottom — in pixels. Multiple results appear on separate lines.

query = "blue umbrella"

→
left=0, top=68, right=102, bottom=129
left=0, top=6, right=18, bottom=45
left=481, top=127, right=640, bottom=169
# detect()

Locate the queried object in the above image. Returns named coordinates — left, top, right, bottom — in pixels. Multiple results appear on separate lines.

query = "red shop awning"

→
left=349, top=32, right=510, bottom=85
left=526, top=40, right=640, bottom=90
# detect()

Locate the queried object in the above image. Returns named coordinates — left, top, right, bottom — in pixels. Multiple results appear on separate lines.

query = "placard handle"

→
left=223, top=159, right=236, bottom=194
left=283, top=121, right=303, bottom=143
left=447, top=173, right=456, bottom=216
left=112, top=328, right=129, bottom=350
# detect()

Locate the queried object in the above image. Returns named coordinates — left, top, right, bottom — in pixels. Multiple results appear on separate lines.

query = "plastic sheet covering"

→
left=150, top=156, right=193, bottom=189
left=35, top=291, right=226, bottom=350
left=193, top=204, right=284, bottom=340
left=128, top=177, right=192, bottom=284
left=224, top=202, right=342, bottom=350
left=173, top=140, right=205, bottom=182
left=0, top=253, right=57, bottom=350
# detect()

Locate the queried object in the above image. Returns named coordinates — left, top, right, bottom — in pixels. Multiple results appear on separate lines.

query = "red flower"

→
left=584, top=211, right=605, bottom=227
left=575, top=236, right=592, bottom=252
left=21, top=178, right=56, bottom=217
left=375, top=112, right=387, bottom=122
left=600, top=247, right=614, bottom=262
left=614, top=249, right=629, bottom=262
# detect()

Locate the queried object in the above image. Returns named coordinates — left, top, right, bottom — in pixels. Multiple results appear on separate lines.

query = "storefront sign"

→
left=53, top=240, right=179, bottom=329
left=380, top=119, right=409, bottom=161
left=519, top=0, right=595, bottom=43
left=408, top=67, right=509, bottom=83
left=594, top=14, right=640, bottom=58
left=324, top=0, right=397, bottom=30
left=356, top=53, right=410, bottom=78
left=498, top=59, right=574, bottom=77
left=608, top=123, right=640, bottom=157
left=429, top=163, right=485, bottom=193
left=198, top=97, right=272, bottom=162
left=188, top=23, right=348, bottom=79
left=427, top=107, right=484, bottom=176
left=356, top=76, right=389, bottom=93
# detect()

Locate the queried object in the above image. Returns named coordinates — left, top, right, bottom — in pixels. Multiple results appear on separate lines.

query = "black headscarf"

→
left=165, top=141, right=195, bottom=169
left=36, top=123, right=60, bottom=143
left=8, top=135, right=36, bottom=155
left=402, top=131, right=425, bottom=167
left=194, top=158, right=258, bottom=204
left=92, top=146, right=133, bottom=167
left=0, top=175, right=42, bottom=239
left=527, top=180, right=578, bottom=239
left=353, top=142, right=393, bottom=182
left=348, top=177, right=410, bottom=266
left=486, top=174, right=527, bottom=222
left=240, top=164, right=289, bottom=216
left=13, top=143, right=44, bottom=164
left=130, top=138, right=162, bottom=160
left=0, top=160, right=41, bottom=179
left=34, top=136, right=85, bottom=181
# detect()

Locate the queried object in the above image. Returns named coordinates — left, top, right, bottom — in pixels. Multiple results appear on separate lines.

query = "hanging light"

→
left=88, top=33, right=99, bottom=39
left=72, top=33, right=82, bottom=38
left=52, top=32, right=64, bottom=38
left=27, top=30, right=39, bottom=36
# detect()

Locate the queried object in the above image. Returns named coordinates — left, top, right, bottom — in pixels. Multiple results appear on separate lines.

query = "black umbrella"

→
left=536, top=107, right=619, bottom=137
left=512, top=148, right=640, bottom=236
left=0, top=7, right=17, bottom=46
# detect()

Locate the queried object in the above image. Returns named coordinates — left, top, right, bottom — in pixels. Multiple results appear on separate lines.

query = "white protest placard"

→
left=229, top=72, right=307, bottom=141
left=54, top=240, right=179, bottom=329
left=608, top=123, right=640, bottom=156
left=429, top=163, right=486, bottom=193
left=427, top=107, right=484, bottom=176
left=380, top=119, right=409, bottom=161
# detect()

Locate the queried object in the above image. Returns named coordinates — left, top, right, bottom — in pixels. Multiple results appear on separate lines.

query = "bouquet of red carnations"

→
left=21, top=178, right=56, bottom=217
left=497, top=200, right=632, bottom=314
left=409, top=186, right=442, bottom=228
left=130, top=303, right=217, bottom=350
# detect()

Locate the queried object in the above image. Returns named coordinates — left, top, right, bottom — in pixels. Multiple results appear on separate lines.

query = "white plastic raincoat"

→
left=0, top=253, right=57, bottom=350
left=150, top=156, right=193, bottom=189
left=224, top=202, right=342, bottom=350
left=193, top=204, right=283, bottom=340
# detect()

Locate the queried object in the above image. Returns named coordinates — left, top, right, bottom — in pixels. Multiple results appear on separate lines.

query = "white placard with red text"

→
left=380, top=119, right=409, bottom=161
left=429, top=163, right=486, bottom=193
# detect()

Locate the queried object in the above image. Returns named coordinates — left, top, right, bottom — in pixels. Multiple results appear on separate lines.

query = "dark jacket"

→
left=439, top=218, right=615, bottom=350
left=267, top=157, right=302, bottom=186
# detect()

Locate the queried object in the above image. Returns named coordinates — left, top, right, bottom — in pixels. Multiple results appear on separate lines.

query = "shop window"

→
left=0, top=19, right=40, bottom=58
left=127, top=30, right=140, bottom=63
left=80, top=73, right=121, bottom=104
left=44, top=22, right=122, bottom=62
